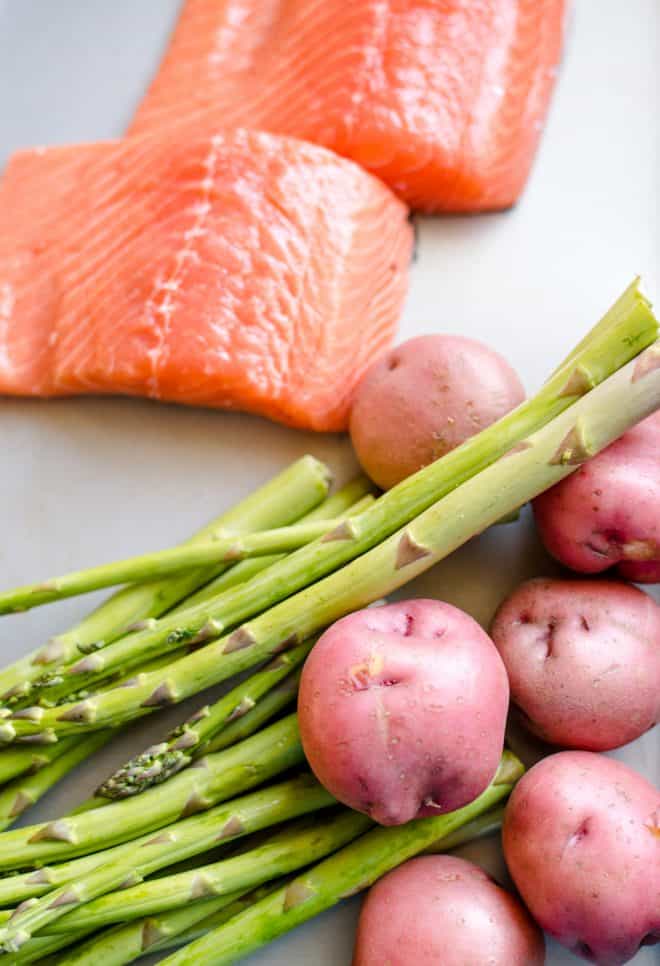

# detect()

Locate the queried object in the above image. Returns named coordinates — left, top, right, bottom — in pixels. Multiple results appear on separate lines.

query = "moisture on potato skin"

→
left=298, top=599, right=509, bottom=826
left=503, top=751, right=660, bottom=966
left=490, top=577, right=660, bottom=751
left=349, top=334, right=525, bottom=490
left=533, top=412, right=660, bottom=583
left=352, top=855, right=545, bottom=966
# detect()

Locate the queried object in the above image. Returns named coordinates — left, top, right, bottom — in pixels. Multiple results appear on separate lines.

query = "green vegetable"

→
left=95, top=640, right=315, bottom=800
left=0, top=518, right=353, bottom=616
left=0, top=456, right=332, bottom=701
left=0, top=731, right=113, bottom=831
left=7, top=330, right=660, bottom=746
left=0, top=714, right=303, bottom=872
left=0, top=773, right=333, bottom=951
left=4, top=491, right=372, bottom=713
left=424, top=805, right=505, bottom=852
left=170, top=485, right=375, bottom=614
left=204, top=667, right=301, bottom=754
left=159, top=753, right=523, bottom=966
left=0, top=773, right=330, bottom=909
left=0, top=740, right=76, bottom=786
left=74, top=665, right=304, bottom=815
left=11, top=883, right=283, bottom=965
left=7, top=282, right=651, bottom=715
left=28, top=810, right=369, bottom=940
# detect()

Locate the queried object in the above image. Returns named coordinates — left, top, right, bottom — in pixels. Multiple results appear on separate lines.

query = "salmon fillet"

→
left=0, top=129, right=412, bottom=430
left=129, top=0, right=567, bottom=213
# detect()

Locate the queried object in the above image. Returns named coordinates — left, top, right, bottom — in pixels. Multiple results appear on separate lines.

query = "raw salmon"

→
left=129, top=0, right=567, bottom=212
left=0, top=129, right=412, bottom=430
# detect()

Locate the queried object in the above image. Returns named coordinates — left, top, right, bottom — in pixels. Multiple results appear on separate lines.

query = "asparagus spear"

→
left=0, top=804, right=507, bottom=958
left=13, top=811, right=368, bottom=947
left=0, top=645, right=190, bottom=797
left=0, top=772, right=331, bottom=909
left=17, top=807, right=509, bottom=964
left=2, top=486, right=372, bottom=713
left=15, top=282, right=656, bottom=714
left=0, top=778, right=336, bottom=952
left=0, top=518, right=356, bottom=616
left=0, top=456, right=332, bottom=699
left=0, top=740, right=75, bottom=786
left=159, top=753, right=523, bottom=966
left=71, top=665, right=300, bottom=816
left=73, top=665, right=302, bottom=816
left=0, top=714, right=303, bottom=872
left=424, top=804, right=505, bottom=851
left=0, top=731, right=114, bottom=831
left=7, top=334, right=660, bottom=746
left=171, top=488, right=376, bottom=614
left=11, top=884, right=282, bottom=965
left=96, top=640, right=315, bottom=800
left=205, top=667, right=301, bottom=754
left=139, top=881, right=285, bottom=957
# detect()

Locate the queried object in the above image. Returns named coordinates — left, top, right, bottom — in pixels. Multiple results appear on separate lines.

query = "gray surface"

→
left=0, top=0, right=658, bottom=963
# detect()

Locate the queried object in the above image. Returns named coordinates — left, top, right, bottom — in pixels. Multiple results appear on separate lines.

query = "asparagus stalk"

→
left=205, top=667, right=301, bottom=754
left=0, top=772, right=331, bottom=909
left=22, top=808, right=510, bottom=964
left=20, top=811, right=369, bottom=945
left=8, top=335, right=660, bottom=746
left=144, top=881, right=285, bottom=957
left=11, top=884, right=282, bottom=966
left=71, top=666, right=300, bottom=816
left=0, top=645, right=190, bottom=796
left=54, top=664, right=300, bottom=816
left=96, top=640, right=315, bottom=800
left=0, top=714, right=303, bottom=872
left=20, top=805, right=509, bottom=965
left=14, top=283, right=656, bottom=716
left=0, top=731, right=114, bottom=831
left=171, top=488, right=376, bottom=614
left=0, top=456, right=332, bottom=699
left=424, top=805, right=505, bottom=852
left=2, top=487, right=372, bottom=713
left=0, top=519, right=355, bottom=616
left=0, top=740, right=75, bottom=786
left=0, top=777, right=335, bottom=952
left=160, top=753, right=523, bottom=966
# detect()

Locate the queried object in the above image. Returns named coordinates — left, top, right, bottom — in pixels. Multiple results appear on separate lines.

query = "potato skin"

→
left=352, top=855, right=545, bottom=966
left=298, top=599, right=509, bottom=826
left=490, top=578, right=660, bottom=750
left=503, top=752, right=660, bottom=965
left=533, top=412, right=660, bottom=582
left=349, top=334, right=525, bottom=489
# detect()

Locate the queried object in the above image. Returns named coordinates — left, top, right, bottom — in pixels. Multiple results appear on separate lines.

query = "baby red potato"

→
left=503, top=751, right=660, bottom=965
left=490, top=577, right=660, bottom=750
left=533, top=411, right=660, bottom=582
left=352, top=855, right=545, bottom=966
left=298, top=599, right=509, bottom=825
left=349, top=334, right=525, bottom=489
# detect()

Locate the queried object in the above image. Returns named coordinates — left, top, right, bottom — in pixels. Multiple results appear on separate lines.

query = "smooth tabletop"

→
left=1, top=1, right=659, bottom=963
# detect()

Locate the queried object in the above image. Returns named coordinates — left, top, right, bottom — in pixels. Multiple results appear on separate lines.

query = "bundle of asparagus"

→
left=0, top=281, right=657, bottom=962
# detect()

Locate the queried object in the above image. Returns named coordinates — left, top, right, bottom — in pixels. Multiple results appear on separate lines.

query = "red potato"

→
left=353, top=855, right=545, bottom=966
left=298, top=599, right=509, bottom=825
left=349, top=334, right=525, bottom=490
left=503, top=751, right=660, bottom=965
left=533, top=411, right=660, bottom=582
left=490, top=577, right=660, bottom=750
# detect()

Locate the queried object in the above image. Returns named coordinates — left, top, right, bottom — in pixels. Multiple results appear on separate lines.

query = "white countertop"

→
left=1, top=1, right=658, bottom=963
